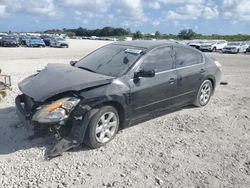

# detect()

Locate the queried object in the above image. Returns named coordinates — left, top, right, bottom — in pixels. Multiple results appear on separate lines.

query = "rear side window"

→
left=140, top=47, right=174, bottom=72
left=175, top=47, right=203, bottom=68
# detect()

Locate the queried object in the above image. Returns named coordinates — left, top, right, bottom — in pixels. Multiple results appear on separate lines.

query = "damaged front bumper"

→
left=15, top=94, right=99, bottom=159
left=15, top=94, right=82, bottom=158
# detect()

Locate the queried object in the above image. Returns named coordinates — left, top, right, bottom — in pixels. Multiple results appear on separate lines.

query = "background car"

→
left=246, top=46, right=250, bottom=53
left=25, top=37, right=46, bottom=47
left=188, top=40, right=206, bottom=50
left=0, top=36, right=20, bottom=47
left=50, top=37, right=69, bottom=48
left=222, top=41, right=248, bottom=53
left=16, top=41, right=221, bottom=157
left=41, top=36, right=52, bottom=46
left=19, top=35, right=30, bottom=46
left=0, top=33, right=8, bottom=40
left=200, top=40, right=227, bottom=52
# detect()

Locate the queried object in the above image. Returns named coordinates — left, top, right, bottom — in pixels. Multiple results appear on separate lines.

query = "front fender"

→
left=69, top=105, right=100, bottom=143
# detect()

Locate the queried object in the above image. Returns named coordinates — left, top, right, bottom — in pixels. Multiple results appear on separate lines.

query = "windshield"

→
left=228, top=42, right=241, bottom=46
left=75, top=44, right=143, bottom=77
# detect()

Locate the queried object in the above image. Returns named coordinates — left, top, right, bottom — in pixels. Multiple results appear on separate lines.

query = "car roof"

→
left=113, top=40, right=181, bottom=50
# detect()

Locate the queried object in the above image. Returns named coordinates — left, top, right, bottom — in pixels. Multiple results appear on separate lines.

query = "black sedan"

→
left=15, top=40, right=221, bottom=157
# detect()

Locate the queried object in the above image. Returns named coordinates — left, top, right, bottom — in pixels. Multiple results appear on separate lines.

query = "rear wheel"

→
left=193, top=80, right=213, bottom=107
left=84, top=106, right=119, bottom=149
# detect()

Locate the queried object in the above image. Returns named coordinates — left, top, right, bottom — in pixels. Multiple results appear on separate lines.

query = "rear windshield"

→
left=76, top=44, right=143, bottom=77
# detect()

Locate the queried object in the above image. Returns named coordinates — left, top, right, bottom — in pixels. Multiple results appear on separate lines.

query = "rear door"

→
left=173, top=46, right=205, bottom=107
left=128, top=46, right=177, bottom=118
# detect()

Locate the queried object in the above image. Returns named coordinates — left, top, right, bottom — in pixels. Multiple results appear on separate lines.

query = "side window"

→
left=175, top=47, right=203, bottom=68
left=140, top=47, right=174, bottom=72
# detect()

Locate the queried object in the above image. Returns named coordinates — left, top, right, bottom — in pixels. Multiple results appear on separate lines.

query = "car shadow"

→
left=0, top=107, right=54, bottom=155
left=0, top=106, right=92, bottom=157
left=0, top=105, right=196, bottom=156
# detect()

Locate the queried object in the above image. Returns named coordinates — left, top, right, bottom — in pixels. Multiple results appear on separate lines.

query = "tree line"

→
left=44, top=27, right=131, bottom=37
left=44, top=27, right=250, bottom=41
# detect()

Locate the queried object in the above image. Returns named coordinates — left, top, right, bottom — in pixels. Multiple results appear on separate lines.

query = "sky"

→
left=0, top=0, right=250, bottom=35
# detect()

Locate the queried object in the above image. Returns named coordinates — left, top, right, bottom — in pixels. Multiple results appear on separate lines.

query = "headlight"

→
left=32, top=97, right=80, bottom=124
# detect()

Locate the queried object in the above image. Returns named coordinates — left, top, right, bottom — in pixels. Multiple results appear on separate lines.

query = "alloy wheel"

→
left=95, top=112, right=118, bottom=143
left=199, top=83, right=211, bottom=105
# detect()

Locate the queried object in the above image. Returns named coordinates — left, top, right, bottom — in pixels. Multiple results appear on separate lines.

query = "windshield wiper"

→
left=78, top=66, right=96, bottom=73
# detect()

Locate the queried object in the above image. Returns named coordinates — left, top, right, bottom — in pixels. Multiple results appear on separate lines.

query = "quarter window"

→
left=140, top=47, right=174, bottom=72
left=175, top=47, right=203, bottom=68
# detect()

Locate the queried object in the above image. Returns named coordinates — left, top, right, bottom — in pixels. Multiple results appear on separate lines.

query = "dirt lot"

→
left=0, top=40, right=249, bottom=188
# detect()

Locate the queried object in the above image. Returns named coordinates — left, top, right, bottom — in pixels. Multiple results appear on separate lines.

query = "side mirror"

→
left=134, top=69, right=155, bottom=79
left=70, top=60, right=77, bottom=66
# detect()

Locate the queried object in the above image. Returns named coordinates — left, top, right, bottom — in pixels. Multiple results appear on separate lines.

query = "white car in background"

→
left=222, top=42, right=249, bottom=53
left=188, top=40, right=207, bottom=50
left=200, top=40, right=227, bottom=52
left=50, top=37, right=69, bottom=48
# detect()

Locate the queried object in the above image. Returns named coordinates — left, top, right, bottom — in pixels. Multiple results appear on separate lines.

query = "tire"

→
left=212, top=47, right=216, bottom=52
left=193, top=80, right=213, bottom=107
left=84, top=105, right=119, bottom=149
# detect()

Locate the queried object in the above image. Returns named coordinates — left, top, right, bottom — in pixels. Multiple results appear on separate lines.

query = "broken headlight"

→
left=32, top=97, right=80, bottom=124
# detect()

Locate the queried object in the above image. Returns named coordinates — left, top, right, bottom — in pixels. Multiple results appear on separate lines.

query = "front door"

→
left=128, top=46, right=177, bottom=119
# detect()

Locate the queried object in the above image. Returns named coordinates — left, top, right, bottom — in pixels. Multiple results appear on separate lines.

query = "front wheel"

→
left=193, top=80, right=213, bottom=107
left=84, top=106, right=119, bottom=149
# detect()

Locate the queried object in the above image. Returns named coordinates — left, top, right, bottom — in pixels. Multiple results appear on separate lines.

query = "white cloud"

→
left=147, top=2, right=161, bottom=9
left=165, top=4, right=219, bottom=20
left=152, top=20, right=161, bottom=27
left=114, top=0, right=147, bottom=22
left=60, top=0, right=147, bottom=27
left=59, top=0, right=110, bottom=14
left=203, top=6, right=219, bottom=19
left=222, top=0, right=250, bottom=21
left=0, top=4, right=6, bottom=17
left=0, top=0, right=59, bottom=17
left=159, top=0, right=203, bottom=4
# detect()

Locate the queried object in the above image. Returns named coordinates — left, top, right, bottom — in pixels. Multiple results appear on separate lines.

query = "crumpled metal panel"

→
left=18, top=63, right=114, bottom=102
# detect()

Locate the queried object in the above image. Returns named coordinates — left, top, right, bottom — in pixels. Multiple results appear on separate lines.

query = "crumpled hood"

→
left=18, top=63, right=114, bottom=102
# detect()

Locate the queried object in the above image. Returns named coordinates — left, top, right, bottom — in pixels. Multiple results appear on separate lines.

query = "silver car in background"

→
left=50, top=37, right=69, bottom=48
left=222, top=42, right=248, bottom=53
left=200, top=40, right=227, bottom=52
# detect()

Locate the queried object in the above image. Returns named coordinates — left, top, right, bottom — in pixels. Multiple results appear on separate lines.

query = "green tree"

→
left=178, top=29, right=197, bottom=39
left=155, top=31, right=161, bottom=38
left=133, top=31, right=143, bottom=39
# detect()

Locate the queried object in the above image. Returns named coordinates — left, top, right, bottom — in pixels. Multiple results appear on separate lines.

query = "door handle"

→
left=168, top=78, right=175, bottom=84
left=200, top=69, right=206, bottom=73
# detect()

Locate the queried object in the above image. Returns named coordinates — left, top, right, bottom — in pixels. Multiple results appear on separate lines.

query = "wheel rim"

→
left=199, top=83, right=211, bottom=105
left=95, top=112, right=118, bottom=143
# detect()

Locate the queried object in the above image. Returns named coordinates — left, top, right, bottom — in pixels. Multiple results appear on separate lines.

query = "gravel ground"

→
left=0, top=40, right=250, bottom=188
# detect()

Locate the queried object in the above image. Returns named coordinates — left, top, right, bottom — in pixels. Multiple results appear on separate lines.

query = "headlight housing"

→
left=32, top=97, right=80, bottom=124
